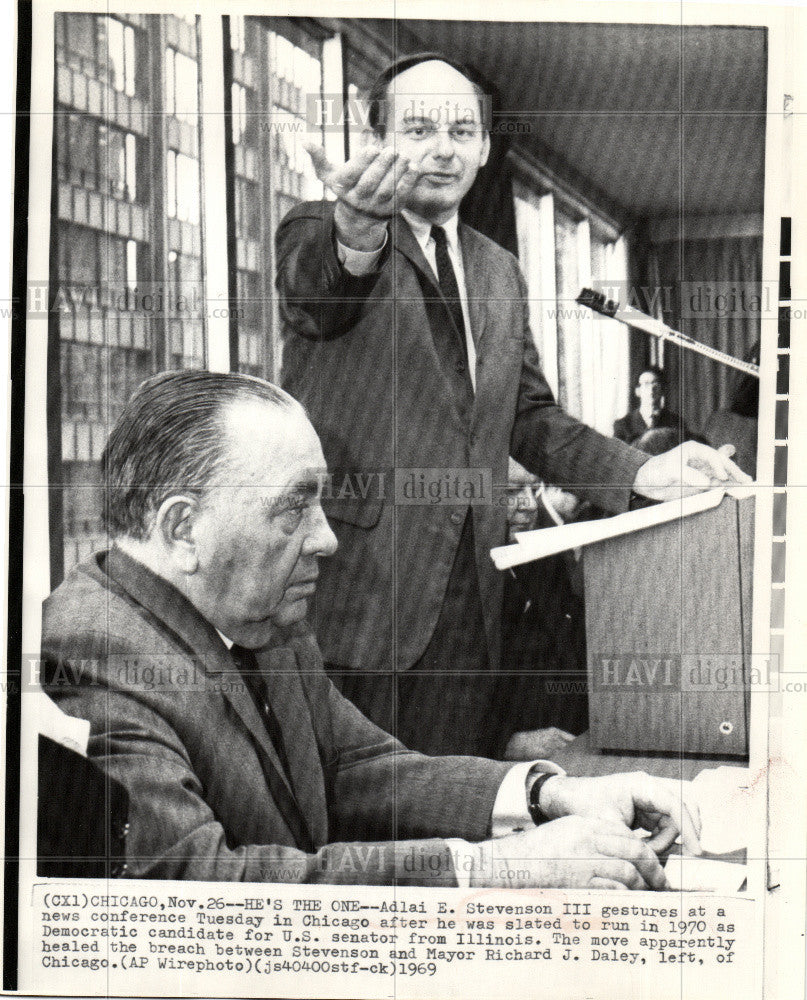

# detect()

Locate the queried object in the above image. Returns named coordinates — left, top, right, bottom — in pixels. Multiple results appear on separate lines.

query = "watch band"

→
left=528, top=771, right=557, bottom=826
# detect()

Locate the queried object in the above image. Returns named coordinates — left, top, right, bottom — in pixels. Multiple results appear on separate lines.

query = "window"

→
left=53, top=13, right=206, bottom=576
left=231, top=82, right=248, bottom=145
left=106, top=17, right=136, bottom=97
left=97, top=124, right=138, bottom=201
left=230, top=14, right=245, bottom=54
left=165, top=46, right=199, bottom=124
left=268, top=29, right=324, bottom=206
left=512, top=163, right=629, bottom=434
left=166, top=150, right=200, bottom=224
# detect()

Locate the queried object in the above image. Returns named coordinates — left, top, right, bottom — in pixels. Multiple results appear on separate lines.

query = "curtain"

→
left=647, top=236, right=762, bottom=434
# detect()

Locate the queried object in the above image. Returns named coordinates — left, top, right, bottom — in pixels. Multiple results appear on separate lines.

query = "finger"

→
left=304, top=142, right=339, bottom=187
left=680, top=463, right=713, bottom=490
left=684, top=441, right=751, bottom=484
left=352, top=148, right=400, bottom=199
left=644, top=816, right=680, bottom=854
left=390, top=162, right=422, bottom=204
left=594, top=832, right=668, bottom=890
left=589, top=877, right=629, bottom=890
left=371, top=154, right=414, bottom=203
left=722, top=454, right=753, bottom=484
left=594, top=858, right=648, bottom=891
left=718, top=443, right=737, bottom=459
left=631, top=775, right=702, bottom=856
left=332, top=144, right=386, bottom=193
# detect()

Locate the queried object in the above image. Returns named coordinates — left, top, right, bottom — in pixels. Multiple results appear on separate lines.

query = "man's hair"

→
left=101, top=370, right=298, bottom=540
left=367, top=51, right=488, bottom=137
left=638, top=365, right=666, bottom=387
left=632, top=427, right=681, bottom=456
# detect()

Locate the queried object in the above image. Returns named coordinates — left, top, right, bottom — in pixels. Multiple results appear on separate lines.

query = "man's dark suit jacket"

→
left=612, top=408, right=687, bottom=445
left=41, top=548, right=511, bottom=884
left=277, top=202, right=646, bottom=672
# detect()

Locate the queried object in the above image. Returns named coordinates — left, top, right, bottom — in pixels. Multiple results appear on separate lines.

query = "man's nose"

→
left=432, top=128, right=454, bottom=159
left=305, top=504, right=338, bottom=557
left=515, top=484, right=538, bottom=512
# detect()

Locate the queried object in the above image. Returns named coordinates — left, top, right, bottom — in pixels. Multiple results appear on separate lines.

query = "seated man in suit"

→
left=41, top=370, right=703, bottom=888
left=613, top=367, right=689, bottom=445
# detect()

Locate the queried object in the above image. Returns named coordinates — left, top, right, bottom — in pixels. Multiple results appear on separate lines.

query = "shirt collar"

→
left=216, top=629, right=234, bottom=650
left=401, top=209, right=460, bottom=254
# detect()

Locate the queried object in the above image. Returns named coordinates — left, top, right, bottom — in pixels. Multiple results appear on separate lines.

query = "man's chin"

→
left=270, top=596, right=310, bottom=628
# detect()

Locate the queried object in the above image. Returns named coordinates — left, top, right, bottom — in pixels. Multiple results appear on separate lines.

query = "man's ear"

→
left=153, top=495, right=200, bottom=573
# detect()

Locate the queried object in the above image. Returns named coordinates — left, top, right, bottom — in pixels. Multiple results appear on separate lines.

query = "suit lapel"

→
left=100, top=548, right=316, bottom=850
left=391, top=214, right=438, bottom=287
left=392, top=215, right=474, bottom=409
left=458, top=223, right=489, bottom=351
left=258, top=646, right=329, bottom=847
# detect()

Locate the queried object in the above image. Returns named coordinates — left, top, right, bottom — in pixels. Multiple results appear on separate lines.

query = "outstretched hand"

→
left=305, top=141, right=421, bottom=250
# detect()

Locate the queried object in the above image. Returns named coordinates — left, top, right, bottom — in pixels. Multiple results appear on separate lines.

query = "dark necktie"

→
left=430, top=224, right=468, bottom=362
left=231, top=644, right=293, bottom=781
left=231, top=643, right=315, bottom=852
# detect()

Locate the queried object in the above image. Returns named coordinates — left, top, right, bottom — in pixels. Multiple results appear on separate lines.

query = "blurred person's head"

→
left=635, top=366, right=666, bottom=413
left=505, top=458, right=539, bottom=540
left=632, top=426, right=681, bottom=456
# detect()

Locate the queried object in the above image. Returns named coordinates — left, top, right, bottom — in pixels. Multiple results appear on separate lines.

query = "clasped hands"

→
left=472, top=772, right=701, bottom=891
left=633, top=441, right=752, bottom=501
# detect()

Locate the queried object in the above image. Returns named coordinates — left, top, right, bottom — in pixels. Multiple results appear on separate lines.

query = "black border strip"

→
left=3, top=2, right=33, bottom=990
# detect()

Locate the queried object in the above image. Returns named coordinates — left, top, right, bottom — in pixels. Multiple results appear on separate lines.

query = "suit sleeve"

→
left=308, top=661, right=512, bottom=845
left=509, top=264, right=647, bottom=513
left=276, top=201, right=385, bottom=341
left=44, top=678, right=483, bottom=886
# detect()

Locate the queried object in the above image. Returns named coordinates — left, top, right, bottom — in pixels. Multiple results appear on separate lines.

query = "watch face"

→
left=528, top=772, right=553, bottom=824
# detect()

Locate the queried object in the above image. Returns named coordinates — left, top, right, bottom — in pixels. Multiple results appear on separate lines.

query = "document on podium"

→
left=491, top=488, right=752, bottom=570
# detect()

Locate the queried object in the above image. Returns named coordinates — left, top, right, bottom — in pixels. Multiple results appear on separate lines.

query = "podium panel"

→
left=584, top=496, right=754, bottom=757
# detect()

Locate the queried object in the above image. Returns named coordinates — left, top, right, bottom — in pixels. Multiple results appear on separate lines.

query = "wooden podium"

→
left=584, top=495, right=754, bottom=757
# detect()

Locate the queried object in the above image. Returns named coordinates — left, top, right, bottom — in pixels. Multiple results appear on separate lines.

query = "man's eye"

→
left=278, top=503, right=307, bottom=533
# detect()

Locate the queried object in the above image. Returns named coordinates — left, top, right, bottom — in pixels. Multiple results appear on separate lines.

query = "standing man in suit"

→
left=41, top=370, right=703, bottom=887
left=277, top=53, right=748, bottom=757
left=613, top=366, right=689, bottom=445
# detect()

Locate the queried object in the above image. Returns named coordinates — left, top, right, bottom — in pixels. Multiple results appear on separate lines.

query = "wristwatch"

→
left=527, top=772, right=557, bottom=826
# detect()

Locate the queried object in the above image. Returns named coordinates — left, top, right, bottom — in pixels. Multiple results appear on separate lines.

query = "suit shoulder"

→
left=42, top=562, right=175, bottom=661
left=279, top=199, right=334, bottom=228
left=460, top=224, right=520, bottom=269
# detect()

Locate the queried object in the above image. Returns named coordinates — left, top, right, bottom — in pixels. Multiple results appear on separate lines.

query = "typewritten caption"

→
left=24, top=884, right=753, bottom=998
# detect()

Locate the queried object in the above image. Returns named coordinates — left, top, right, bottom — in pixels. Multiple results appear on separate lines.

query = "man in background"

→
left=613, top=366, right=690, bottom=445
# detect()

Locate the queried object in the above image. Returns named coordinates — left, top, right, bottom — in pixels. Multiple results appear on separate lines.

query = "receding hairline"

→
left=210, top=393, right=317, bottom=484
left=374, top=57, right=487, bottom=134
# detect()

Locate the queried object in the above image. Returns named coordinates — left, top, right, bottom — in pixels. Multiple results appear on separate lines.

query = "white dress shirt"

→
left=337, top=210, right=478, bottom=390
